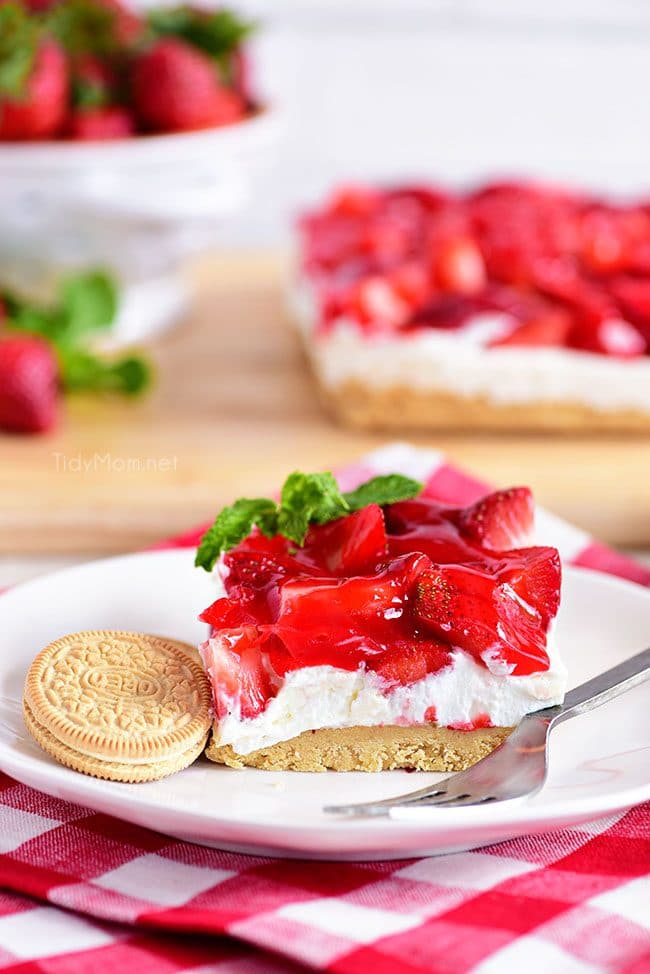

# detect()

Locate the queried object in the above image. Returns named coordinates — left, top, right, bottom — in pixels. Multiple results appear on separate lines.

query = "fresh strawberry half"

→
left=456, top=487, right=535, bottom=551
left=414, top=546, right=561, bottom=675
left=0, top=335, right=59, bottom=433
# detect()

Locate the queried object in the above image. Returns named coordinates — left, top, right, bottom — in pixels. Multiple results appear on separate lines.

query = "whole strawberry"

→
left=0, top=20, right=69, bottom=141
left=0, top=336, right=59, bottom=433
left=130, top=38, right=245, bottom=133
left=67, top=105, right=135, bottom=139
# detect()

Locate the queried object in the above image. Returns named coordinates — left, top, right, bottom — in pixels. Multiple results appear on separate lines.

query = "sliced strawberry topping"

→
left=351, top=276, right=411, bottom=329
left=201, top=627, right=278, bottom=719
left=199, top=597, right=251, bottom=630
left=298, top=180, right=650, bottom=358
left=200, top=487, right=561, bottom=721
left=273, top=553, right=431, bottom=667
left=489, top=310, right=572, bottom=348
left=435, top=237, right=486, bottom=294
left=370, top=639, right=452, bottom=687
left=414, top=546, right=561, bottom=675
left=456, top=487, right=534, bottom=551
left=300, top=504, right=388, bottom=575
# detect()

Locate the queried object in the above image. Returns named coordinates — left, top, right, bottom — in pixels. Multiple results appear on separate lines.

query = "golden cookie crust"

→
left=23, top=699, right=207, bottom=783
left=205, top=723, right=512, bottom=773
left=319, top=378, right=650, bottom=432
left=24, top=631, right=211, bottom=763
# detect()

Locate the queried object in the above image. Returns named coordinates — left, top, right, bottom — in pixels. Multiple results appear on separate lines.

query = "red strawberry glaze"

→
left=298, top=181, right=650, bottom=357
left=200, top=490, right=561, bottom=720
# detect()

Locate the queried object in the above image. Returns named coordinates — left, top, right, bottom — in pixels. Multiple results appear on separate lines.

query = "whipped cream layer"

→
left=291, top=279, right=650, bottom=414
left=207, top=638, right=567, bottom=756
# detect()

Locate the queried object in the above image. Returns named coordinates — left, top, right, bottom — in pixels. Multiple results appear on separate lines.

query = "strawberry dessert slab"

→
left=293, top=181, right=650, bottom=431
left=196, top=466, right=566, bottom=772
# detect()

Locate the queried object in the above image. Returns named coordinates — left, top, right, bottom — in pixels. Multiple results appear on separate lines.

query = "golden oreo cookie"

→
left=23, top=631, right=211, bottom=782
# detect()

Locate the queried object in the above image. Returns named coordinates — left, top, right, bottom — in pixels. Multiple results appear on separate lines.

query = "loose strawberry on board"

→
left=456, top=487, right=535, bottom=551
left=0, top=39, right=68, bottom=140
left=0, top=335, right=59, bottom=433
left=130, top=38, right=246, bottom=133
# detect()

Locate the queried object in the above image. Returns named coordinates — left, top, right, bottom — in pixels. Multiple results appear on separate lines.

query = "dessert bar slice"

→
left=293, top=182, right=650, bottom=431
left=196, top=471, right=565, bottom=772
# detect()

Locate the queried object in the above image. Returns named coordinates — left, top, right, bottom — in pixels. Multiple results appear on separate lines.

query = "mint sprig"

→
left=195, top=498, right=277, bottom=571
left=344, top=474, right=423, bottom=511
left=195, top=471, right=422, bottom=571
left=59, top=348, right=151, bottom=395
left=276, top=472, right=350, bottom=547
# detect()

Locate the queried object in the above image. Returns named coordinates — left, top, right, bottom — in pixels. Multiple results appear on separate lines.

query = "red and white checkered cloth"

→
left=0, top=444, right=648, bottom=974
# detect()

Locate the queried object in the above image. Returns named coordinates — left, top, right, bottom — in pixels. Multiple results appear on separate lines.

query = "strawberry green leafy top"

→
left=195, top=471, right=423, bottom=571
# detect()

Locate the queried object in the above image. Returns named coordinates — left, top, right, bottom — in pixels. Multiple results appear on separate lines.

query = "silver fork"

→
left=325, top=647, right=650, bottom=818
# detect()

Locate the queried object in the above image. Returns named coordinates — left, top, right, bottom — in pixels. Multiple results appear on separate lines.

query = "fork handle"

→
left=551, top=647, right=650, bottom=725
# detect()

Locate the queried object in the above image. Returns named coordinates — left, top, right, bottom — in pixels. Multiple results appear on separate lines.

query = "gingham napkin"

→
left=0, top=444, right=648, bottom=974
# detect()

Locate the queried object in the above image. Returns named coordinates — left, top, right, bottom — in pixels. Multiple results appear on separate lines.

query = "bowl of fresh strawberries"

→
left=0, top=0, right=279, bottom=340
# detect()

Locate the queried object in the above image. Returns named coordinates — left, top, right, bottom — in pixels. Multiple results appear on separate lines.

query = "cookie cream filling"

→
left=291, top=279, right=650, bottom=414
left=207, top=632, right=567, bottom=755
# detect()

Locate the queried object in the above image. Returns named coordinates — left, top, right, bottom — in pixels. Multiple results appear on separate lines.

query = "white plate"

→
left=0, top=550, right=648, bottom=861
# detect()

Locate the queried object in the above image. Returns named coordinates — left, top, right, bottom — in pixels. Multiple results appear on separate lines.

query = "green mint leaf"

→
left=276, top=471, right=349, bottom=546
left=2, top=270, right=118, bottom=347
left=0, top=4, right=37, bottom=99
left=58, top=269, right=118, bottom=344
left=195, top=498, right=278, bottom=571
left=148, top=6, right=254, bottom=62
left=9, top=304, right=62, bottom=341
left=59, top=348, right=152, bottom=396
left=344, top=474, right=423, bottom=511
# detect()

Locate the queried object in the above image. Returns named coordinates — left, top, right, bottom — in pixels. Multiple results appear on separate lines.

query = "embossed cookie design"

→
left=23, top=631, right=212, bottom=782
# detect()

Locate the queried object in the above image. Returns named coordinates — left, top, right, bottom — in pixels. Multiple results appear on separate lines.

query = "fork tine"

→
left=390, top=794, right=497, bottom=817
left=325, top=775, right=459, bottom=816
left=324, top=789, right=448, bottom=817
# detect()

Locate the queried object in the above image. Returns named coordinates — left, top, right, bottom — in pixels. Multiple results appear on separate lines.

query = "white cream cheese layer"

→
left=291, top=279, right=650, bottom=413
left=208, top=636, right=567, bottom=755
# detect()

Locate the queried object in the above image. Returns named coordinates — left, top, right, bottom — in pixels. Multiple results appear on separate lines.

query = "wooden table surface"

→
left=2, top=252, right=649, bottom=554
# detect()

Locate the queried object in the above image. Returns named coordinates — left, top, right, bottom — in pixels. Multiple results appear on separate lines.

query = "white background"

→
left=205, top=0, right=650, bottom=245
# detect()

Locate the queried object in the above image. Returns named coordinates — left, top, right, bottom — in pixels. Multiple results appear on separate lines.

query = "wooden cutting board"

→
left=2, top=252, right=649, bottom=554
